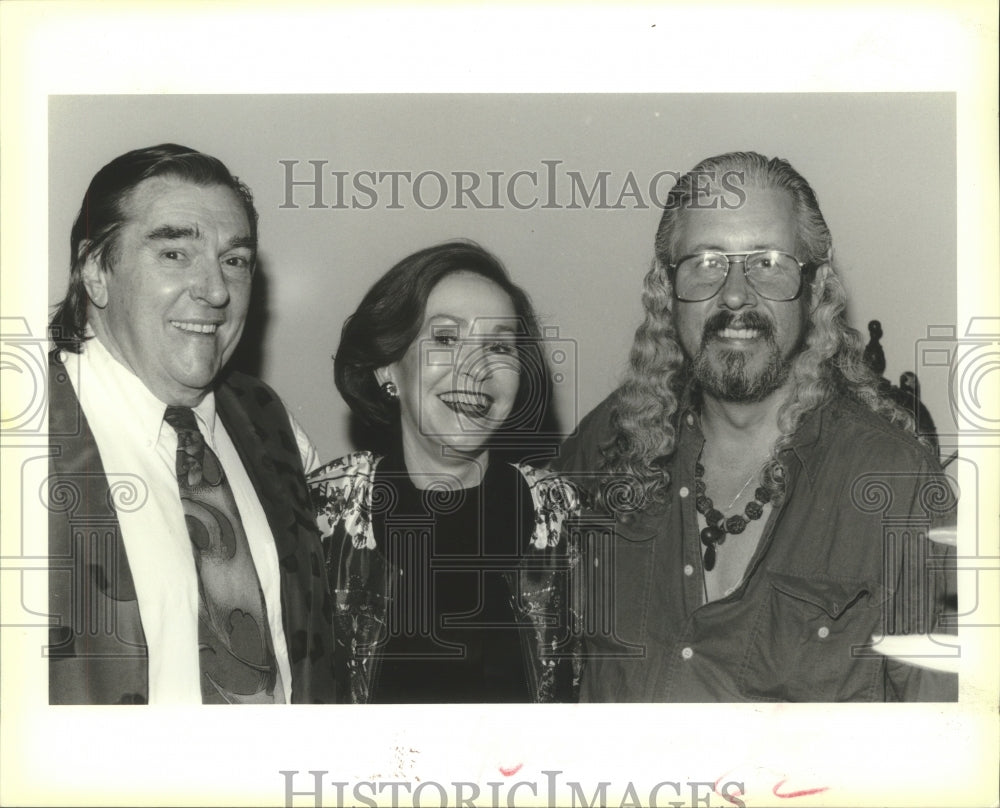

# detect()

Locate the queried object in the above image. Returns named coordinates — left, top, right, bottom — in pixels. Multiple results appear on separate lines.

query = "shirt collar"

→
left=677, top=395, right=830, bottom=487
left=79, top=332, right=217, bottom=445
left=191, top=390, right=218, bottom=444
left=781, top=400, right=828, bottom=486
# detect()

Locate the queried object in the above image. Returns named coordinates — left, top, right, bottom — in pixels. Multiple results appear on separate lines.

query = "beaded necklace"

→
left=694, top=459, right=771, bottom=571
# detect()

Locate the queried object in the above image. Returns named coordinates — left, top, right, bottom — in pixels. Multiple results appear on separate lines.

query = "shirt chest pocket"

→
left=738, top=572, right=884, bottom=702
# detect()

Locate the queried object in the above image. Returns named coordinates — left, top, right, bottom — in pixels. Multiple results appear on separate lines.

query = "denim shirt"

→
left=554, top=392, right=957, bottom=702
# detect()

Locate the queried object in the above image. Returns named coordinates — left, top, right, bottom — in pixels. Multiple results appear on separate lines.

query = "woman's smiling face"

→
left=381, top=271, right=522, bottom=464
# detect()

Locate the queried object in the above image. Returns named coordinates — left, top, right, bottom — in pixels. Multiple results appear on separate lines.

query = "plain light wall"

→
left=49, top=94, right=956, bottom=461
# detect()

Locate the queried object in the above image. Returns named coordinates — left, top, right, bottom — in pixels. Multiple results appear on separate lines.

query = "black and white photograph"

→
left=1, top=3, right=997, bottom=807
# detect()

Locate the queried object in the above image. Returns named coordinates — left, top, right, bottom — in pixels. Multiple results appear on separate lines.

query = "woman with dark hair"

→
left=308, top=241, right=582, bottom=703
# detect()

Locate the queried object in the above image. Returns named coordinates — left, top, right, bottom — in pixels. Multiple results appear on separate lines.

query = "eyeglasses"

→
left=668, top=250, right=811, bottom=302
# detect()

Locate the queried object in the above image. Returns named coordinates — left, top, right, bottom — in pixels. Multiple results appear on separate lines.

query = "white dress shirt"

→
left=62, top=335, right=309, bottom=704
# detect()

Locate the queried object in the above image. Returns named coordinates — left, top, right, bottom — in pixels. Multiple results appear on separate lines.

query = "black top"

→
left=370, top=453, right=533, bottom=703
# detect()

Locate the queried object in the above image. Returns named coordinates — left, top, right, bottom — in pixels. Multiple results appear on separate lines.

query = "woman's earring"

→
left=381, top=381, right=399, bottom=399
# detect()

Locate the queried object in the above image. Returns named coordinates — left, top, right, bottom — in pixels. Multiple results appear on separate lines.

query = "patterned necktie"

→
left=163, top=405, right=285, bottom=704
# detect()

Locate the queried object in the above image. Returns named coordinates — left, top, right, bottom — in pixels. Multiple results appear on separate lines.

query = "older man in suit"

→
left=48, top=144, right=334, bottom=704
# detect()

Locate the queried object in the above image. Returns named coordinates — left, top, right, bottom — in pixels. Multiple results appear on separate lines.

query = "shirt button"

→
left=817, top=626, right=830, bottom=639
left=679, top=486, right=690, bottom=498
left=681, top=646, right=693, bottom=660
left=683, top=564, right=694, bottom=576
left=593, top=557, right=600, bottom=568
left=686, top=414, right=695, bottom=426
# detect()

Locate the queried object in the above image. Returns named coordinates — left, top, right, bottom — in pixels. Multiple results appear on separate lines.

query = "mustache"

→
left=701, top=310, right=775, bottom=341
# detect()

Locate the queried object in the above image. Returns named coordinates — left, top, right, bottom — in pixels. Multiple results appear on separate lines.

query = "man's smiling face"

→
left=672, top=185, right=811, bottom=403
left=83, top=175, right=255, bottom=406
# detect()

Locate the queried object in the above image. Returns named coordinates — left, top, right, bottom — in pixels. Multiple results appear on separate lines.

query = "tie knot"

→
left=164, top=405, right=199, bottom=434
left=165, top=406, right=206, bottom=484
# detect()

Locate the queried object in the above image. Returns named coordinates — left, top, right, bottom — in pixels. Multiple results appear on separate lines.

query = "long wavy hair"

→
left=597, top=151, right=920, bottom=517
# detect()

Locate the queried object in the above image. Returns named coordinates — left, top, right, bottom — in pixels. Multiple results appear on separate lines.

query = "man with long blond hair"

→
left=555, top=151, right=956, bottom=702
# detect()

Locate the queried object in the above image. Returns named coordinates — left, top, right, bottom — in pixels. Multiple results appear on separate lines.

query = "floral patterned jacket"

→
left=307, top=451, right=583, bottom=703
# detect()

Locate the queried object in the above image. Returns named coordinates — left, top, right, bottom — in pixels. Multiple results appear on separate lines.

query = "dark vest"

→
left=47, top=352, right=336, bottom=704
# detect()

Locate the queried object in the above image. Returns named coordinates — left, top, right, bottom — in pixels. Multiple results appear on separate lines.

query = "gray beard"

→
left=691, top=339, right=792, bottom=403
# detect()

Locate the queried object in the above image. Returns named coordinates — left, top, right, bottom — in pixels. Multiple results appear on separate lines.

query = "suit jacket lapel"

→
left=48, top=353, right=148, bottom=704
left=215, top=383, right=297, bottom=549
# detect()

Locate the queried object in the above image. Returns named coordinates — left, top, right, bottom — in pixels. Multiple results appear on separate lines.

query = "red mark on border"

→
left=499, top=763, right=523, bottom=777
left=713, top=774, right=745, bottom=806
left=772, top=778, right=830, bottom=799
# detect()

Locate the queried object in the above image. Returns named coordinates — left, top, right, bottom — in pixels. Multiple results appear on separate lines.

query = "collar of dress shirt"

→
left=76, top=331, right=218, bottom=445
